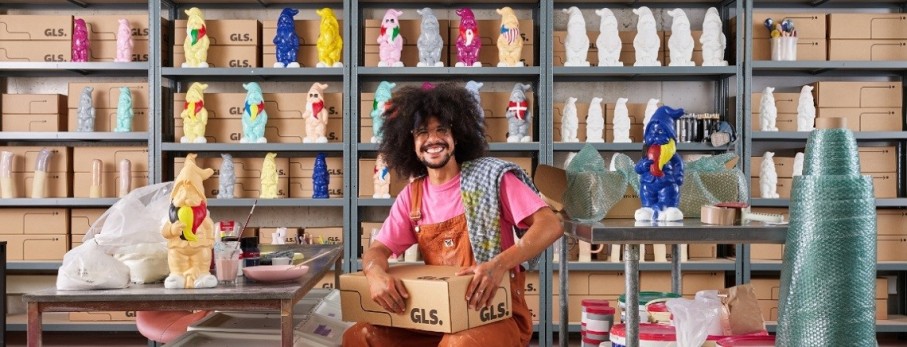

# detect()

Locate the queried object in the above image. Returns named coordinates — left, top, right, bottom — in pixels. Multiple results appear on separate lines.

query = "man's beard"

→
left=421, top=151, right=452, bottom=169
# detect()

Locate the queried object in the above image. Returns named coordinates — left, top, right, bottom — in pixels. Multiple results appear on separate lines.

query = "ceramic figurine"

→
left=89, top=159, right=102, bottom=198
left=260, top=152, right=278, bottom=199
left=561, top=97, right=580, bottom=142
left=465, top=80, right=484, bottom=121
left=303, top=83, right=329, bottom=143
left=163, top=153, right=216, bottom=289
left=312, top=153, right=329, bottom=199
left=316, top=8, right=343, bottom=68
left=180, top=82, right=209, bottom=143
left=273, top=8, right=300, bottom=68
left=613, top=97, right=632, bottom=143
left=595, top=8, right=623, bottom=67
left=76, top=86, right=95, bottom=132
left=72, top=18, right=89, bottom=62
left=217, top=153, right=235, bottom=199
left=0, top=151, right=13, bottom=198
left=586, top=97, right=605, bottom=142
left=377, top=9, right=405, bottom=67
left=701, top=7, right=728, bottom=66
left=114, top=19, right=134, bottom=63
left=273, top=227, right=287, bottom=245
left=455, top=8, right=482, bottom=67
left=759, top=151, right=780, bottom=199
left=118, top=159, right=131, bottom=198
left=634, top=106, right=685, bottom=221
left=633, top=6, right=660, bottom=66
left=793, top=152, right=804, bottom=176
left=373, top=154, right=391, bottom=198
left=31, top=148, right=52, bottom=199
left=241, top=82, right=268, bottom=143
left=371, top=81, right=396, bottom=143
left=643, top=98, right=659, bottom=129
left=563, top=7, right=590, bottom=67
left=667, top=9, right=694, bottom=66
left=797, top=85, right=815, bottom=131
left=505, top=83, right=532, bottom=142
left=114, top=87, right=133, bottom=132
left=182, top=7, right=209, bottom=68
left=760, top=86, right=778, bottom=131
left=416, top=8, right=444, bottom=67
left=497, top=7, right=525, bottom=67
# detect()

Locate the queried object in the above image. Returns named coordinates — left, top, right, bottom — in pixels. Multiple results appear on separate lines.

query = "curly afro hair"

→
left=377, top=82, right=488, bottom=179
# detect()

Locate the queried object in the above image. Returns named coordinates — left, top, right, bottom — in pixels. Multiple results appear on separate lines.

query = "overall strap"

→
left=409, top=177, right=424, bottom=224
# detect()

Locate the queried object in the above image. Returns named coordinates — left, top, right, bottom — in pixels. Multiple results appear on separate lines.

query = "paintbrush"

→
left=232, top=199, right=258, bottom=249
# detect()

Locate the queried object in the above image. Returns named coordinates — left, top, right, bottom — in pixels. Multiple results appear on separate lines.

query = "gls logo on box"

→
left=230, top=33, right=252, bottom=42
left=410, top=308, right=441, bottom=325
left=229, top=60, right=251, bottom=67
left=44, top=54, right=65, bottom=62
left=44, top=28, right=65, bottom=37
left=480, top=303, right=508, bottom=322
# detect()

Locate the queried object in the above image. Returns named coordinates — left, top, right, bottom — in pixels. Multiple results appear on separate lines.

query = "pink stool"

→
left=136, top=310, right=210, bottom=346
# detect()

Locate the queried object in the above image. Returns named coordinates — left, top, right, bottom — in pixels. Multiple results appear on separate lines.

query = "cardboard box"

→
left=482, top=117, right=513, bottom=143
left=758, top=299, right=779, bottom=321
left=829, top=40, right=907, bottom=61
left=288, top=156, right=343, bottom=198
left=172, top=45, right=260, bottom=68
left=365, top=19, right=449, bottom=46
left=262, top=45, right=327, bottom=68
left=69, top=311, right=137, bottom=321
left=70, top=208, right=106, bottom=235
left=869, top=173, right=896, bottom=198
left=258, top=227, right=301, bottom=245
left=878, top=235, right=907, bottom=261
left=858, top=146, right=897, bottom=172
left=358, top=158, right=408, bottom=198
left=305, top=227, right=343, bottom=245
left=749, top=278, right=781, bottom=300
left=0, top=15, right=72, bottom=40
left=751, top=155, right=795, bottom=178
left=639, top=271, right=727, bottom=297
left=817, top=108, right=902, bottom=131
left=68, top=82, right=149, bottom=110
left=73, top=146, right=149, bottom=173
left=750, top=112, right=797, bottom=131
left=88, top=39, right=150, bottom=62
left=607, top=188, right=642, bottom=219
left=751, top=244, right=783, bottom=261
left=2, top=114, right=65, bottom=132
left=317, top=271, right=336, bottom=290
left=750, top=177, right=793, bottom=199
left=751, top=278, right=887, bottom=320
left=67, top=108, right=149, bottom=132
left=0, top=209, right=68, bottom=235
left=8, top=171, right=68, bottom=198
left=263, top=19, right=344, bottom=46
left=812, top=81, right=902, bottom=108
left=0, top=40, right=71, bottom=62
left=174, top=117, right=308, bottom=143
left=2, top=94, right=66, bottom=115
left=0, top=234, right=68, bottom=260
left=340, top=265, right=512, bottom=333
left=174, top=19, right=260, bottom=46
left=751, top=38, right=826, bottom=61
left=751, top=12, right=826, bottom=39
left=829, top=13, right=907, bottom=39
left=365, top=45, right=450, bottom=67
left=688, top=244, right=718, bottom=260
left=0, top=146, right=70, bottom=173
left=83, top=14, right=154, bottom=41
left=878, top=209, right=907, bottom=236
left=72, top=172, right=148, bottom=198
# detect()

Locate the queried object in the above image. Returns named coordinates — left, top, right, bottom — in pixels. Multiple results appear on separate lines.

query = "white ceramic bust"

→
left=586, top=97, right=605, bottom=142
left=633, top=6, right=661, bottom=66
left=667, top=8, right=694, bottom=66
left=793, top=152, right=804, bottom=176
left=563, top=7, right=590, bottom=67
left=700, top=7, right=728, bottom=66
left=759, top=151, right=780, bottom=199
left=760, top=86, right=778, bottom=131
left=643, top=98, right=659, bottom=129
left=561, top=97, right=580, bottom=142
left=797, top=85, right=816, bottom=131
left=613, top=97, right=632, bottom=143
left=595, top=8, right=622, bottom=67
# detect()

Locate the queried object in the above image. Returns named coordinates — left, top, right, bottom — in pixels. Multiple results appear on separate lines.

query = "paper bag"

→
left=719, top=284, right=766, bottom=335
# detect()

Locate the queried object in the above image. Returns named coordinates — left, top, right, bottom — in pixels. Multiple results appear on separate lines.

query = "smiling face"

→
left=414, top=116, right=456, bottom=170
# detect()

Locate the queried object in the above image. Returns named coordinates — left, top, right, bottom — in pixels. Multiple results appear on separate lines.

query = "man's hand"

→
left=366, top=269, right=409, bottom=314
left=456, top=259, right=507, bottom=310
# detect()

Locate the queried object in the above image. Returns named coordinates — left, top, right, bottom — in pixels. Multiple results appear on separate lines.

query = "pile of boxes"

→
left=174, top=19, right=260, bottom=67
left=813, top=81, right=903, bottom=132
left=263, top=18, right=343, bottom=67
left=1, top=94, right=66, bottom=132
left=67, top=82, right=149, bottom=132
left=0, top=15, right=72, bottom=62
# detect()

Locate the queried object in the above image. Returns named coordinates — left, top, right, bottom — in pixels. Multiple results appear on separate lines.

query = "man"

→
left=342, top=83, right=563, bottom=346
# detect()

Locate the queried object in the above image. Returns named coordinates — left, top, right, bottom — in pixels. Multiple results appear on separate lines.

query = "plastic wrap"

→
left=0, top=151, right=14, bottom=198
left=563, top=144, right=627, bottom=222
left=666, top=291, right=722, bottom=347
left=83, top=181, right=173, bottom=253
left=57, top=240, right=130, bottom=290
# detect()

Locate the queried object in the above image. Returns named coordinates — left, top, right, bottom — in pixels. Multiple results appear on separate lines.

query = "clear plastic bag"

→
left=113, top=242, right=170, bottom=284
left=56, top=240, right=130, bottom=290
left=82, top=182, right=173, bottom=253
left=666, top=290, right=722, bottom=347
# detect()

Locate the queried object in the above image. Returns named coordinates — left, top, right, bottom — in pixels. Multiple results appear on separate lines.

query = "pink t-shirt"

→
left=374, top=171, right=549, bottom=257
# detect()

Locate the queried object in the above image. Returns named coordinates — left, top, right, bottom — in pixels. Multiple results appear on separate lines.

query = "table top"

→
left=24, top=244, right=341, bottom=303
left=564, top=219, right=788, bottom=245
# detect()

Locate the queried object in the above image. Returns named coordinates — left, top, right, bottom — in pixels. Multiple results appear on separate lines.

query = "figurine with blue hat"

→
left=635, top=105, right=685, bottom=221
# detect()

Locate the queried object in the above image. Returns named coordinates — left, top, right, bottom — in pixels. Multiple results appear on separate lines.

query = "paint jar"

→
left=583, top=335, right=605, bottom=347
left=645, top=299, right=672, bottom=324
left=609, top=323, right=677, bottom=347
left=770, top=38, right=782, bottom=61
left=583, top=304, right=616, bottom=345
left=716, top=335, right=776, bottom=346
left=618, top=292, right=681, bottom=323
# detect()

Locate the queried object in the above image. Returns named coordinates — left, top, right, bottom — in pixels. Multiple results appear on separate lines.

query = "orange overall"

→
left=342, top=178, right=533, bottom=346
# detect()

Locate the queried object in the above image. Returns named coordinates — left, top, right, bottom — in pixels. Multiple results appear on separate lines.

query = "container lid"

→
left=618, top=291, right=682, bottom=306
left=582, top=336, right=605, bottom=344
left=581, top=299, right=610, bottom=307
left=586, top=305, right=616, bottom=315
left=610, top=323, right=676, bottom=342
left=716, top=335, right=776, bottom=346
left=647, top=301, right=669, bottom=313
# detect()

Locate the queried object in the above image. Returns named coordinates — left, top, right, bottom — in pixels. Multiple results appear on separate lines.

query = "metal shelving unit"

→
left=564, top=259, right=736, bottom=272
left=206, top=198, right=345, bottom=207
left=0, top=132, right=149, bottom=141
left=552, top=142, right=733, bottom=152
left=0, top=198, right=120, bottom=207
left=160, top=143, right=344, bottom=152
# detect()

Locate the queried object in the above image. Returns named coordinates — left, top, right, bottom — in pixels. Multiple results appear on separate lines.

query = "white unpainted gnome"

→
left=562, top=6, right=590, bottom=67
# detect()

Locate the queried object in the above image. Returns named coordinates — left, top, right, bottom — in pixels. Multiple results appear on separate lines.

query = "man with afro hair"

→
left=343, top=82, right=563, bottom=346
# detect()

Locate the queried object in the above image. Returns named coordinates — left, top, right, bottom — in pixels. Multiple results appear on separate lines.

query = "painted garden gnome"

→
left=180, top=82, right=209, bottom=143
left=241, top=82, right=268, bottom=143
left=182, top=7, right=210, bottom=68
left=303, top=83, right=330, bottom=143
left=635, top=106, right=685, bottom=221
left=416, top=8, right=444, bottom=67
left=455, top=8, right=482, bottom=67
left=497, top=7, right=525, bottom=67
left=217, top=153, right=235, bottom=199
left=563, top=7, right=590, bottom=67
left=312, top=153, right=329, bottom=198
left=163, top=153, right=217, bottom=289
left=505, top=83, right=532, bottom=142
left=76, top=86, right=95, bottom=132
left=316, top=7, right=343, bottom=68
left=72, top=18, right=89, bottom=62
left=373, top=154, right=390, bottom=198
left=114, top=19, right=134, bottom=63
left=371, top=81, right=396, bottom=143
left=114, top=87, right=133, bottom=132
left=377, top=9, right=405, bottom=67
left=273, top=8, right=300, bottom=68
left=260, top=152, right=278, bottom=199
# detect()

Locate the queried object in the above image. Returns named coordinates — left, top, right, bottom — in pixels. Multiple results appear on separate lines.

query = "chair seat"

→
left=136, top=310, right=211, bottom=343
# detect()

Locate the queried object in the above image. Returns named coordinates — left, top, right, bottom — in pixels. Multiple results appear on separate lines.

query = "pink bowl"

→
left=243, top=265, right=310, bottom=283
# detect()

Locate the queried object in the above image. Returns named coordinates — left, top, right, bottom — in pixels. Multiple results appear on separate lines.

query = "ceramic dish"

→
left=242, top=265, right=310, bottom=283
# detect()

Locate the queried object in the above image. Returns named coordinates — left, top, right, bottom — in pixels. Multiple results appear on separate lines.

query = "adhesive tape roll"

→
left=700, top=205, right=736, bottom=225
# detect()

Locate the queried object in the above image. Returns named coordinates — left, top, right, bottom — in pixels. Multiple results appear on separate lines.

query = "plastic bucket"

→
left=644, top=298, right=672, bottom=324
left=609, top=323, right=677, bottom=347
left=618, top=292, right=681, bottom=322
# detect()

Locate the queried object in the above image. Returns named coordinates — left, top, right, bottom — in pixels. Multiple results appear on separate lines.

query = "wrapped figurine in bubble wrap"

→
left=667, top=9, right=694, bottom=66
left=241, top=82, right=268, bottom=143
left=316, top=8, right=343, bottom=68
left=371, top=81, right=396, bottom=143
left=561, top=97, right=579, bottom=142
left=181, top=82, right=209, bottom=143
left=416, top=8, right=444, bottom=67
left=455, top=8, right=482, bottom=67
left=496, top=7, right=525, bottom=67
left=115, top=19, right=134, bottom=63
left=505, top=83, right=532, bottom=142
left=303, top=83, right=330, bottom=143
left=563, top=7, right=590, bottom=67
left=181, top=8, right=209, bottom=68
left=114, top=87, right=133, bottom=132
left=76, top=86, right=95, bottom=132
left=633, top=6, right=660, bottom=66
left=273, top=8, right=300, bottom=68
left=635, top=105, right=685, bottom=221
left=72, top=18, right=89, bottom=62
left=377, top=9, right=405, bottom=67
left=596, top=8, right=622, bottom=67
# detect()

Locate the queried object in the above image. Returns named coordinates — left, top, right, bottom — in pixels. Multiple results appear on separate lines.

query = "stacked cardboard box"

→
left=829, top=14, right=907, bottom=61
left=83, top=15, right=152, bottom=62
left=73, top=146, right=149, bottom=198
left=70, top=208, right=106, bottom=249
left=364, top=19, right=450, bottom=67
left=173, top=19, right=260, bottom=67
left=448, top=20, right=532, bottom=67
left=748, top=91, right=799, bottom=131
left=262, top=18, right=344, bottom=67
left=173, top=92, right=342, bottom=143
left=746, top=12, right=827, bottom=61
left=750, top=154, right=795, bottom=199
left=360, top=221, right=383, bottom=254
left=749, top=208, right=789, bottom=261
left=0, top=146, right=70, bottom=198
left=813, top=81, right=903, bottom=132
left=289, top=156, right=343, bottom=198
left=0, top=15, right=72, bottom=62
left=67, top=82, right=149, bottom=132
left=751, top=277, right=888, bottom=320
left=878, top=209, right=907, bottom=261
left=173, top=155, right=289, bottom=199
left=1, top=94, right=66, bottom=132
left=858, top=146, right=898, bottom=198
left=306, top=226, right=343, bottom=245
left=0, top=209, right=69, bottom=261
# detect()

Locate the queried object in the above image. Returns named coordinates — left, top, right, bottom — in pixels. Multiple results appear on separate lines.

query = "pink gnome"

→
left=455, top=8, right=482, bottom=67
left=72, top=18, right=90, bottom=62
left=115, top=19, right=134, bottom=63
left=377, top=9, right=405, bottom=67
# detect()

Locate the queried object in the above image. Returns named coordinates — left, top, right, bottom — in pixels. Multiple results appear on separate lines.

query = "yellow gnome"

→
left=316, top=8, right=343, bottom=68
left=496, top=7, right=525, bottom=67
left=260, top=152, right=278, bottom=199
left=182, top=7, right=210, bottom=68
left=180, top=82, right=209, bottom=143
left=163, top=153, right=216, bottom=289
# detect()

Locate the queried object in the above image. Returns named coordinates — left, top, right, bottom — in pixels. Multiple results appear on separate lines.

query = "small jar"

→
left=581, top=299, right=610, bottom=333
left=584, top=305, right=616, bottom=344
left=240, top=237, right=261, bottom=267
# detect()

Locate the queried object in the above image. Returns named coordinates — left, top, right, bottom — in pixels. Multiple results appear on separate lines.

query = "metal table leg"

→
left=671, top=244, right=681, bottom=295
left=559, top=235, right=568, bottom=347
left=625, top=244, right=640, bottom=347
